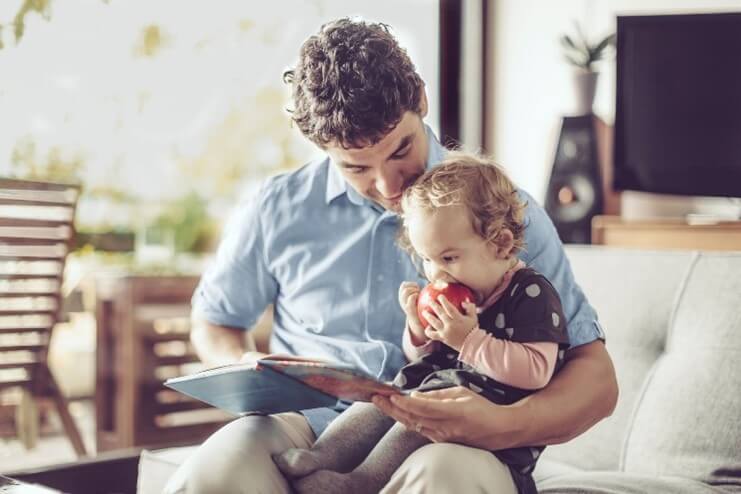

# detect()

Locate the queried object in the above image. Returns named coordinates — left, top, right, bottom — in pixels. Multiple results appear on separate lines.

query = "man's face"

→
left=325, top=111, right=429, bottom=212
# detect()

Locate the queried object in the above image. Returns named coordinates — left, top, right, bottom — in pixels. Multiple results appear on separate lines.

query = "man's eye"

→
left=347, top=167, right=367, bottom=174
left=391, top=147, right=411, bottom=159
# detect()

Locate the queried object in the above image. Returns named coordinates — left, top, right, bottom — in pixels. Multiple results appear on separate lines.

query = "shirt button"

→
left=377, top=274, right=385, bottom=282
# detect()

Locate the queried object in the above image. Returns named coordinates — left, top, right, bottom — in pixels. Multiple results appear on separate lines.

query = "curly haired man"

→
left=163, top=18, right=617, bottom=494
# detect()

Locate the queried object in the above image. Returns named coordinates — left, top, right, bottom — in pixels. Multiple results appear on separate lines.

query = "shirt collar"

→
left=325, top=124, right=445, bottom=206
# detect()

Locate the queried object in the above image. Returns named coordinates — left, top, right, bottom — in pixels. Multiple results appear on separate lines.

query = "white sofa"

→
left=138, top=246, right=741, bottom=493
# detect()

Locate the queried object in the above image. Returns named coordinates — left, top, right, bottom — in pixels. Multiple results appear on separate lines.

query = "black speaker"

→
left=545, top=115, right=604, bottom=244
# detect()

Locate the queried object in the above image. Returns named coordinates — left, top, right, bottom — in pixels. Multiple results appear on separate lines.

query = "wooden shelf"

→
left=592, top=215, right=741, bottom=251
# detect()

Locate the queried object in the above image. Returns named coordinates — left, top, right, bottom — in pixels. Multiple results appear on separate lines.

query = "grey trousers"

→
left=162, top=412, right=517, bottom=494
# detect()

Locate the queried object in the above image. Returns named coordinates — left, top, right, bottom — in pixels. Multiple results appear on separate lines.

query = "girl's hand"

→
left=421, top=296, right=478, bottom=351
left=399, top=281, right=427, bottom=345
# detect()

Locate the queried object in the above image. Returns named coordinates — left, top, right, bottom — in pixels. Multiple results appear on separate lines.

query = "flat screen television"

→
left=614, top=12, right=741, bottom=198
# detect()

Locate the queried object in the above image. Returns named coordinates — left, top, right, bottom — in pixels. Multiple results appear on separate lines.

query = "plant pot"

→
left=573, top=70, right=599, bottom=115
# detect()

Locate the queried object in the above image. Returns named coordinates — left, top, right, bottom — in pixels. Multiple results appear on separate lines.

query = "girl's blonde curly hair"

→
left=399, top=152, right=526, bottom=257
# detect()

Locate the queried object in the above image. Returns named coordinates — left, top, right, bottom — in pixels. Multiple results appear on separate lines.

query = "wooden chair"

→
left=95, top=275, right=232, bottom=452
left=0, top=178, right=87, bottom=456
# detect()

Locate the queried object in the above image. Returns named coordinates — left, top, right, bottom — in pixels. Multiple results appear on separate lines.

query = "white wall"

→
left=486, top=0, right=741, bottom=205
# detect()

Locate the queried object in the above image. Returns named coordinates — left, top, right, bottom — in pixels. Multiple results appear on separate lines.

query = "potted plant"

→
left=560, top=23, right=615, bottom=115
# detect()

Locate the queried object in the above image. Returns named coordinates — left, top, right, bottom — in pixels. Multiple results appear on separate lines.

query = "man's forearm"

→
left=190, top=319, right=256, bottom=367
left=503, top=340, right=618, bottom=447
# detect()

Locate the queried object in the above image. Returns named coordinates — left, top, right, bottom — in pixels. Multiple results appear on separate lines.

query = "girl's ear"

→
left=493, top=229, right=515, bottom=259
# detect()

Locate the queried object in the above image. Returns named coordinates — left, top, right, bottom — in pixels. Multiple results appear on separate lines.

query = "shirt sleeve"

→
left=191, top=182, right=278, bottom=330
left=518, top=189, right=605, bottom=346
left=402, top=322, right=438, bottom=361
left=458, top=329, right=557, bottom=389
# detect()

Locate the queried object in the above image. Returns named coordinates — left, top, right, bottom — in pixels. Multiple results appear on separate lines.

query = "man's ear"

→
left=418, top=87, right=429, bottom=118
left=493, top=229, right=515, bottom=259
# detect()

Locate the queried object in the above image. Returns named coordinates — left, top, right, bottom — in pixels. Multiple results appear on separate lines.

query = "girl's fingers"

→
left=462, top=300, right=477, bottom=315
left=427, top=299, right=451, bottom=322
left=435, top=295, right=458, bottom=318
left=424, top=326, right=441, bottom=340
left=424, top=310, right=443, bottom=331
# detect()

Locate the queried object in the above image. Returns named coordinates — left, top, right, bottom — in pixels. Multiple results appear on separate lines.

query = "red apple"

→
left=416, top=281, right=475, bottom=328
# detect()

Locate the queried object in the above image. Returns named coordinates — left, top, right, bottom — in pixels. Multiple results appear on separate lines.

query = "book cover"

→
left=164, top=357, right=402, bottom=416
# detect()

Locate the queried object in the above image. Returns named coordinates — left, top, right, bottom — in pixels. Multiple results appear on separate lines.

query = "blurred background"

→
left=0, top=0, right=440, bottom=471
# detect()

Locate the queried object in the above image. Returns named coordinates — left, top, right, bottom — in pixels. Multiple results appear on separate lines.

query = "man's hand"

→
left=190, top=319, right=252, bottom=368
left=421, top=295, right=478, bottom=351
left=399, top=281, right=427, bottom=346
left=373, top=340, right=617, bottom=450
left=239, top=351, right=269, bottom=365
left=372, top=387, right=521, bottom=448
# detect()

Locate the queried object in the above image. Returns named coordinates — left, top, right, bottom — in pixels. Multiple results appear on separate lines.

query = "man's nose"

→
left=375, top=167, right=404, bottom=198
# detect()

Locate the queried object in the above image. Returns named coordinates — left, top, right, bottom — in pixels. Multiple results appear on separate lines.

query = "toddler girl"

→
left=274, top=152, right=570, bottom=494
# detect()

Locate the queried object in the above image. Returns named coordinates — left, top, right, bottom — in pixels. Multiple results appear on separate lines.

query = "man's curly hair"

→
left=283, top=18, right=425, bottom=149
left=399, top=152, right=527, bottom=257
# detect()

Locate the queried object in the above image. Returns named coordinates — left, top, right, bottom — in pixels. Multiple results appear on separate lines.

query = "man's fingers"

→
left=372, top=395, right=393, bottom=415
left=411, top=386, right=472, bottom=400
left=373, top=395, right=421, bottom=425
left=389, top=391, right=465, bottom=420
left=373, top=395, right=452, bottom=439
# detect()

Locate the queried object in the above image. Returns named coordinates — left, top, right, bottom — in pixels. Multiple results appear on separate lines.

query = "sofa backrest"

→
left=621, top=252, right=741, bottom=480
left=544, top=246, right=741, bottom=481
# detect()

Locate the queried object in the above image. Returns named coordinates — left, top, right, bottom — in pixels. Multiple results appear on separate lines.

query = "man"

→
left=164, top=18, right=617, bottom=493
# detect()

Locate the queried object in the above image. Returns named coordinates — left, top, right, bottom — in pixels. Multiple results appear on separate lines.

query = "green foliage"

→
left=152, top=191, right=217, bottom=253
left=12, top=0, right=52, bottom=44
left=133, top=24, right=168, bottom=58
left=0, top=0, right=52, bottom=49
left=0, top=0, right=106, bottom=50
left=85, top=185, right=138, bottom=205
left=10, top=136, right=85, bottom=182
left=560, top=22, right=615, bottom=71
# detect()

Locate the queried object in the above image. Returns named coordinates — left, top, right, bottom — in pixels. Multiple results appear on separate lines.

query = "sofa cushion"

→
left=544, top=247, right=695, bottom=471
left=622, top=253, right=741, bottom=484
left=537, top=470, right=729, bottom=493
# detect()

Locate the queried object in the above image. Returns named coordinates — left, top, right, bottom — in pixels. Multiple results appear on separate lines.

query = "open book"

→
left=164, top=356, right=403, bottom=416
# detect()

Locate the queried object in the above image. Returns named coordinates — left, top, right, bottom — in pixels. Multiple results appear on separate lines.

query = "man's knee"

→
left=382, top=443, right=516, bottom=494
left=163, top=414, right=310, bottom=494
left=401, top=444, right=471, bottom=489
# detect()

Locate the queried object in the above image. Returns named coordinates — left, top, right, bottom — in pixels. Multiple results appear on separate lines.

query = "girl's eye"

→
left=347, top=167, right=367, bottom=174
left=442, top=256, right=457, bottom=263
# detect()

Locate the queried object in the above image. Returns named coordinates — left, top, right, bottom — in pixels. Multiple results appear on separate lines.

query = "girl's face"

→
left=406, top=204, right=514, bottom=304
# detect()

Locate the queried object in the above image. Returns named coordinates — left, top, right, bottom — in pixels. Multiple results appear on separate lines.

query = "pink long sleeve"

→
left=458, top=328, right=557, bottom=390
left=402, top=323, right=438, bottom=361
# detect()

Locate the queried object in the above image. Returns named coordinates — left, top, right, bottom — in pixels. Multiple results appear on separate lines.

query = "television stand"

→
left=591, top=215, right=741, bottom=251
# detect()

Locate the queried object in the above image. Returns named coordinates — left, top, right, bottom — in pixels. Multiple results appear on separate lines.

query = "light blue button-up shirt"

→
left=192, top=126, right=604, bottom=434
